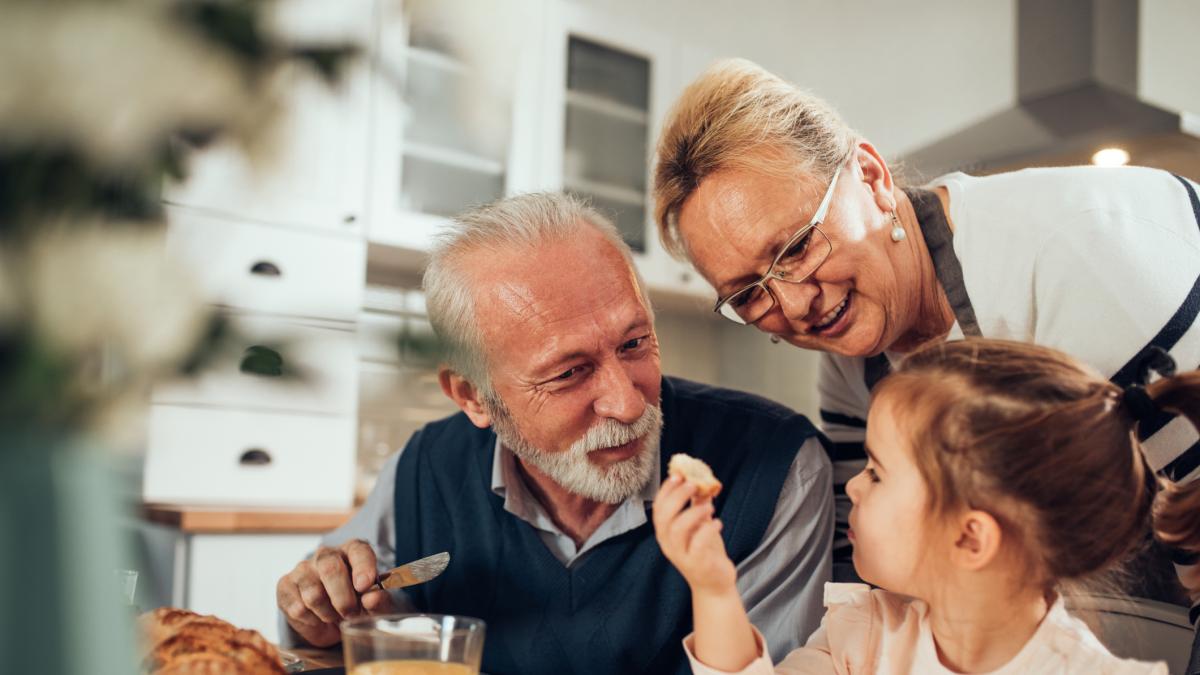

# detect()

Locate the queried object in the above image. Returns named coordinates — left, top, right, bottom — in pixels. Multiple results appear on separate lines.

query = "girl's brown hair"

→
left=1147, top=377, right=1200, bottom=554
left=874, top=338, right=1200, bottom=590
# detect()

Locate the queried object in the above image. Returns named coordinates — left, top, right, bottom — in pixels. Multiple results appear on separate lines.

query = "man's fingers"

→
left=314, top=549, right=361, bottom=619
left=277, top=575, right=322, bottom=628
left=342, top=539, right=379, bottom=593
left=297, top=572, right=342, bottom=624
left=362, top=589, right=397, bottom=615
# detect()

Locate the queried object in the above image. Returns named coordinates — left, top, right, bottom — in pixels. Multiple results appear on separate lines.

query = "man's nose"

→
left=592, top=361, right=646, bottom=424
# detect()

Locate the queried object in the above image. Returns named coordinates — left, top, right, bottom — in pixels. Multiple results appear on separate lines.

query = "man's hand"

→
left=276, top=539, right=398, bottom=647
left=652, top=475, right=737, bottom=596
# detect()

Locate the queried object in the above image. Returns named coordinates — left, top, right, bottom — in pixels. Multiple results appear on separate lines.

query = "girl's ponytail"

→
left=1146, top=371, right=1200, bottom=553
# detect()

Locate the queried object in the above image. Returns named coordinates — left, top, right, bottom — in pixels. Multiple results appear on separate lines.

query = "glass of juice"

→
left=341, top=614, right=486, bottom=675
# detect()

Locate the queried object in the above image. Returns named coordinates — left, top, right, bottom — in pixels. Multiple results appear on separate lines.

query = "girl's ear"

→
left=950, top=510, right=1003, bottom=571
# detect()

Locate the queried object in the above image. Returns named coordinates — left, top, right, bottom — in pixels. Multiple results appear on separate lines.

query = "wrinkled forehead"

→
left=466, top=234, right=652, bottom=355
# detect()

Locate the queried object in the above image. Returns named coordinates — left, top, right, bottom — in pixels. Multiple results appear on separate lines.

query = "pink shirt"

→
left=685, top=583, right=1167, bottom=675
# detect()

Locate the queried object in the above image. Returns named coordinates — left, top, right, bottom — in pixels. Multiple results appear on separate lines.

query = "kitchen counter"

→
left=143, top=504, right=353, bottom=533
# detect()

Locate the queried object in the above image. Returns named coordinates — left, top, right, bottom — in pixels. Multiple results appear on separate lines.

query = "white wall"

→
left=1139, top=0, right=1200, bottom=116
left=568, top=0, right=1017, bottom=156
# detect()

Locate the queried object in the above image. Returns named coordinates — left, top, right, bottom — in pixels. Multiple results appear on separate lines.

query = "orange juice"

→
left=349, top=661, right=477, bottom=675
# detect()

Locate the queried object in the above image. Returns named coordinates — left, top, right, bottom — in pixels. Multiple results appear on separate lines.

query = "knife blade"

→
left=374, top=551, right=450, bottom=590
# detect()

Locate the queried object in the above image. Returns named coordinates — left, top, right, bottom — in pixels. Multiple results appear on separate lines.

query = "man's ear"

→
left=949, top=509, right=1003, bottom=572
left=439, top=368, right=493, bottom=429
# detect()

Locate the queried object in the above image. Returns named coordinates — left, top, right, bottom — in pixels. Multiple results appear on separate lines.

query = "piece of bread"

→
left=668, top=453, right=722, bottom=499
left=140, top=608, right=286, bottom=675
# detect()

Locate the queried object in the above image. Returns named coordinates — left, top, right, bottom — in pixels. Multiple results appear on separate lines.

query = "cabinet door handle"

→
left=239, top=345, right=284, bottom=377
left=342, top=214, right=357, bottom=224
left=238, top=448, right=272, bottom=466
left=249, top=261, right=282, bottom=277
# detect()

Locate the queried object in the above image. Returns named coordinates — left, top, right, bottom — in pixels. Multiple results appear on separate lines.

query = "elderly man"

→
left=275, top=193, right=833, bottom=674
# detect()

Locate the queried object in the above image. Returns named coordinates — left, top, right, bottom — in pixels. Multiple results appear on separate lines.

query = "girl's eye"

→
left=865, top=467, right=880, bottom=483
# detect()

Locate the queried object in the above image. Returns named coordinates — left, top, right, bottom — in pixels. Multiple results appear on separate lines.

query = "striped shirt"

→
left=819, top=167, right=1200, bottom=603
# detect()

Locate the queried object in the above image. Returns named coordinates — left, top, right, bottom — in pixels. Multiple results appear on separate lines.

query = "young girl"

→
left=655, top=338, right=1196, bottom=674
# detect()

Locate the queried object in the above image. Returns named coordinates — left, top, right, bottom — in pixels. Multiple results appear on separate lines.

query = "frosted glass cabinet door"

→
left=560, top=34, right=652, bottom=252
left=368, top=1, right=532, bottom=249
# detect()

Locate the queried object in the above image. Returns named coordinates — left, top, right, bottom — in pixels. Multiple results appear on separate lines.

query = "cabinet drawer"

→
left=154, top=316, right=357, bottom=415
left=186, top=534, right=323, bottom=643
left=144, top=405, right=355, bottom=509
left=166, top=208, right=364, bottom=321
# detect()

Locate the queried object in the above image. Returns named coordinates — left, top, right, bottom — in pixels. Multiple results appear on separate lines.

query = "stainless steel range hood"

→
left=902, top=0, right=1188, bottom=177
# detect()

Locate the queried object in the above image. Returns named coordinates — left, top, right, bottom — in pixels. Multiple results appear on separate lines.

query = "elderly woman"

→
left=652, top=58, right=1200, bottom=602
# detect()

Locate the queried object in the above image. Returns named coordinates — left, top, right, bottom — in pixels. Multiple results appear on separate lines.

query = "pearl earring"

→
left=890, top=212, right=906, bottom=242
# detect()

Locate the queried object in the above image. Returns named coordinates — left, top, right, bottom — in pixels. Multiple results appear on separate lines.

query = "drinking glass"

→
left=341, top=614, right=486, bottom=675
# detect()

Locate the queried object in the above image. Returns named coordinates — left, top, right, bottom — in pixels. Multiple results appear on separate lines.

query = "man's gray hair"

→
left=422, top=192, right=651, bottom=391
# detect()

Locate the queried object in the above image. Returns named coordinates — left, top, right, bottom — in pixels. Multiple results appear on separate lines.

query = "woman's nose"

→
left=765, top=277, right=820, bottom=324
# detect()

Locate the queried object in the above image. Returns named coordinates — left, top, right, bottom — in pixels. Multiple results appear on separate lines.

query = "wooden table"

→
left=288, top=646, right=345, bottom=671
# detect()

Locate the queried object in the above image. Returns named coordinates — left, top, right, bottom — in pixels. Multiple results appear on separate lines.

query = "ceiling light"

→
left=1092, top=147, right=1130, bottom=167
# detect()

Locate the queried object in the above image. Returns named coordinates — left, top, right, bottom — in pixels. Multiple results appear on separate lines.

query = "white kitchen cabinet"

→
left=153, top=316, right=359, bottom=416
left=149, top=2, right=367, bottom=509
left=135, top=508, right=350, bottom=645
left=366, top=2, right=544, bottom=251
left=162, top=0, right=373, bottom=235
left=165, top=208, right=365, bottom=322
left=144, top=405, right=356, bottom=509
left=359, top=1, right=712, bottom=307
left=185, top=534, right=320, bottom=643
left=531, top=2, right=714, bottom=305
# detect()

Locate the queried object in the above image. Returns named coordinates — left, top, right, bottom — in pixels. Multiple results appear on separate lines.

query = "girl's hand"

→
left=653, top=474, right=737, bottom=595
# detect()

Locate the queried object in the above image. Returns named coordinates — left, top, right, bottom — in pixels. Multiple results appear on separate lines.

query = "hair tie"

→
left=1121, top=346, right=1177, bottom=424
left=1122, top=385, right=1159, bottom=424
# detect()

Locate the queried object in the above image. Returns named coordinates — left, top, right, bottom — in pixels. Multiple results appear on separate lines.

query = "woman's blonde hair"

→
left=652, top=58, right=857, bottom=259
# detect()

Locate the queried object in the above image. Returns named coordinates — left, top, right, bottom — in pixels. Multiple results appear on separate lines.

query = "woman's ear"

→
left=854, top=140, right=896, bottom=213
left=950, top=509, right=1003, bottom=571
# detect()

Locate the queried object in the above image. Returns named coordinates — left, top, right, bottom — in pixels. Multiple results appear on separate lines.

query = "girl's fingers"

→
left=652, top=476, right=697, bottom=531
left=690, top=519, right=725, bottom=555
left=668, top=500, right=715, bottom=553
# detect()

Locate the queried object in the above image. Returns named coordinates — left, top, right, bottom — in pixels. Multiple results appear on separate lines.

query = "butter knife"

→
left=373, top=551, right=450, bottom=590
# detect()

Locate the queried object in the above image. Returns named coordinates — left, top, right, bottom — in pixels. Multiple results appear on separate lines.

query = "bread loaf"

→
left=140, top=608, right=287, bottom=675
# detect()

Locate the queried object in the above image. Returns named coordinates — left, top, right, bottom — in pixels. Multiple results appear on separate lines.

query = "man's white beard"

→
left=487, top=397, right=663, bottom=505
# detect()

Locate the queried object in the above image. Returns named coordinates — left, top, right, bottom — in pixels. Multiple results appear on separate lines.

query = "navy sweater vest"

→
left=393, top=376, right=820, bottom=675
